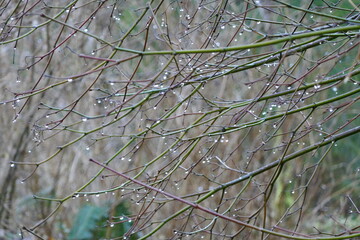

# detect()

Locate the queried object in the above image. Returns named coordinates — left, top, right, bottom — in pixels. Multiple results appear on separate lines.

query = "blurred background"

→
left=0, top=0, right=359, bottom=239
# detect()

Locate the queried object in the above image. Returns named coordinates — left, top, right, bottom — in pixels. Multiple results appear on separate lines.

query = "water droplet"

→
left=110, top=223, right=114, bottom=227
left=10, top=163, right=15, bottom=167
left=82, top=118, right=88, bottom=122
left=67, top=78, right=73, bottom=82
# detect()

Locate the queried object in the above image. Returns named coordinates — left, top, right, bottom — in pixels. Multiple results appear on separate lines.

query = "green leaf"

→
left=68, top=204, right=108, bottom=240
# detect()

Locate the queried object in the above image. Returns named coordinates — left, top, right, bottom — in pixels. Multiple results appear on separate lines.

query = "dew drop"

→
left=67, top=78, right=73, bottom=82
left=10, top=163, right=15, bottom=167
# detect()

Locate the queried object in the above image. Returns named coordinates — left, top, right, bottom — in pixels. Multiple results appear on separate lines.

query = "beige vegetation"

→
left=0, top=0, right=359, bottom=239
